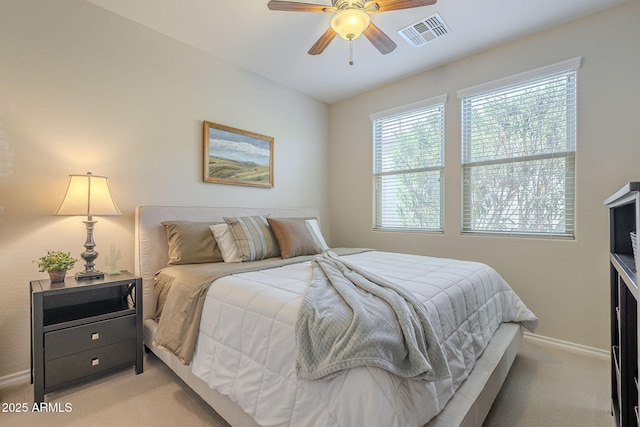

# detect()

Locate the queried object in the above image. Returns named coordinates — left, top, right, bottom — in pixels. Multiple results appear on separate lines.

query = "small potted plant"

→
left=35, top=251, right=77, bottom=282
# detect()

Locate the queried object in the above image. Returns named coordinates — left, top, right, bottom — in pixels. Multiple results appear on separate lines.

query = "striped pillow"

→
left=224, top=215, right=280, bottom=261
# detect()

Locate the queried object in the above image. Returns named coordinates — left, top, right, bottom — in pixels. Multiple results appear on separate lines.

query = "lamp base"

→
left=75, top=270, right=105, bottom=281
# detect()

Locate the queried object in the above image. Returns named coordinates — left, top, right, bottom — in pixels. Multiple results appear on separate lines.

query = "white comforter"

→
left=191, top=251, right=537, bottom=427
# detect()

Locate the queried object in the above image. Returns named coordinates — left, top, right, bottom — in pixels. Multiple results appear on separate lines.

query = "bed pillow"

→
left=267, top=217, right=327, bottom=259
left=210, top=223, right=241, bottom=263
left=304, top=218, right=330, bottom=252
left=223, top=215, right=280, bottom=261
left=161, top=221, right=224, bottom=265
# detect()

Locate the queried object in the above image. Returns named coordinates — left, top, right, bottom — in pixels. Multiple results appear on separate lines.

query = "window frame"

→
left=457, top=57, right=581, bottom=238
left=370, top=94, right=447, bottom=233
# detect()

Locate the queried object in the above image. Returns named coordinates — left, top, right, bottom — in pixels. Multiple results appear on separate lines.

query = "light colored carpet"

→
left=0, top=337, right=613, bottom=427
left=0, top=354, right=228, bottom=427
left=484, top=337, right=614, bottom=427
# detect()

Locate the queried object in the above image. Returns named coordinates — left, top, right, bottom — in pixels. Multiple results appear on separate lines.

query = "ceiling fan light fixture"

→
left=330, top=9, right=371, bottom=40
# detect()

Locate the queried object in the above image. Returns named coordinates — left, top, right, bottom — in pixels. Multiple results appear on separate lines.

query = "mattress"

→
left=171, top=250, right=538, bottom=427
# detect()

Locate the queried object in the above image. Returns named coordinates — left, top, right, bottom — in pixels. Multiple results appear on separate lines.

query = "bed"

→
left=135, top=205, right=537, bottom=427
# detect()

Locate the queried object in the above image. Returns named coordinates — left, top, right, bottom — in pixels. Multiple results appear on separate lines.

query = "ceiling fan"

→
left=267, top=0, right=437, bottom=59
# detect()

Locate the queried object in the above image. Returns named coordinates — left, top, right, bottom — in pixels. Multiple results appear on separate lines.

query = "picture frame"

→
left=203, top=121, right=274, bottom=188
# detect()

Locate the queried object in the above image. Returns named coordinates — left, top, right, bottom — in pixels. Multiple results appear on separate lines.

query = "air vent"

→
left=398, top=13, right=450, bottom=48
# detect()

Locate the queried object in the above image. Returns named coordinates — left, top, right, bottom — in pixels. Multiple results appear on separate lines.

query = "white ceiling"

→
left=84, top=0, right=629, bottom=104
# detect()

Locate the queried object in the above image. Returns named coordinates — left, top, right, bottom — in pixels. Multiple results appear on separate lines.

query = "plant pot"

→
left=48, top=270, right=67, bottom=283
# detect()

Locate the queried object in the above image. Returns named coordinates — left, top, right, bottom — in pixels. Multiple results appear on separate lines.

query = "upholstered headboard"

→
left=134, top=205, right=321, bottom=320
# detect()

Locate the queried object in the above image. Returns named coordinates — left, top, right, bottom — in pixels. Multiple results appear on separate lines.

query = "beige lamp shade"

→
left=55, top=172, right=121, bottom=218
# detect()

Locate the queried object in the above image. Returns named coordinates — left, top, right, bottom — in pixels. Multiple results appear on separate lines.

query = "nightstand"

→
left=30, top=271, right=143, bottom=403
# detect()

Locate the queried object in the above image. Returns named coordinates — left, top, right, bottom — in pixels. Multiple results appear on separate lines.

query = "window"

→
left=459, top=58, right=580, bottom=238
left=371, top=95, right=446, bottom=232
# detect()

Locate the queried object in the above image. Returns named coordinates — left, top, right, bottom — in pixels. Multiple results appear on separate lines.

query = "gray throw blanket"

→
left=296, top=252, right=451, bottom=382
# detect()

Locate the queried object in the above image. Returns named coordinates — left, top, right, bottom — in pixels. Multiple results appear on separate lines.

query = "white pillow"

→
left=210, top=224, right=241, bottom=263
left=304, top=219, right=329, bottom=252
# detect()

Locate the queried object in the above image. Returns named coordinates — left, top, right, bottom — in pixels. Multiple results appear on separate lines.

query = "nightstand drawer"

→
left=44, top=315, right=136, bottom=361
left=45, top=339, right=136, bottom=389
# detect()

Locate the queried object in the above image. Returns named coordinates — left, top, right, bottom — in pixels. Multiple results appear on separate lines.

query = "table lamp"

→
left=54, top=172, right=121, bottom=280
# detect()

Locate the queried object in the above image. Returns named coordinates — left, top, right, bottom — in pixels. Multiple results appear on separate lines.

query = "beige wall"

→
left=0, top=0, right=329, bottom=378
left=328, top=0, right=640, bottom=351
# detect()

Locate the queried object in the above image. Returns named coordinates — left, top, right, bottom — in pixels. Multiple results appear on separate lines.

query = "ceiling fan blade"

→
left=267, top=1, right=331, bottom=12
left=367, top=0, right=437, bottom=13
left=308, top=27, right=338, bottom=55
left=363, top=22, right=397, bottom=54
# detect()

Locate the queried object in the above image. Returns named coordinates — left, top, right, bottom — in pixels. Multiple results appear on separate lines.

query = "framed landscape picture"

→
left=203, top=121, right=274, bottom=188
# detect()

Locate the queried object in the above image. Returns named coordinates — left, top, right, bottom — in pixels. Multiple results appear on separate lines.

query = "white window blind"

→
left=372, top=97, right=445, bottom=231
left=460, top=61, right=579, bottom=238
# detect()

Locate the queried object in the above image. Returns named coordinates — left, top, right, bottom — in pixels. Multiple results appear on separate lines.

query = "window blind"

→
left=461, top=66, right=577, bottom=238
left=372, top=99, right=445, bottom=231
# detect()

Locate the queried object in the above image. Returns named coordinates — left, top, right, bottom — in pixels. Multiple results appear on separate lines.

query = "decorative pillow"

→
left=210, top=223, right=241, bottom=263
left=223, top=215, right=280, bottom=261
left=267, top=217, right=325, bottom=259
left=161, top=221, right=224, bottom=265
left=304, top=218, right=330, bottom=252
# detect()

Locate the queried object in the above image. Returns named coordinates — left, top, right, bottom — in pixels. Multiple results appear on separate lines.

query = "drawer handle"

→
left=91, top=333, right=100, bottom=341
left=91, top=358, right=100, bottom=366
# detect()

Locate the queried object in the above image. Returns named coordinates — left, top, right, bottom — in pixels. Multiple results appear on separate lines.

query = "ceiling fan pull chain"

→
left=349, top=37, right=354, bottom=65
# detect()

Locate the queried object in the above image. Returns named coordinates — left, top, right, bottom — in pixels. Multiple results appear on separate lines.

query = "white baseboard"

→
left=524, top=331, right=610, bottom=360
left=0, top=370, right=30, bottom=388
